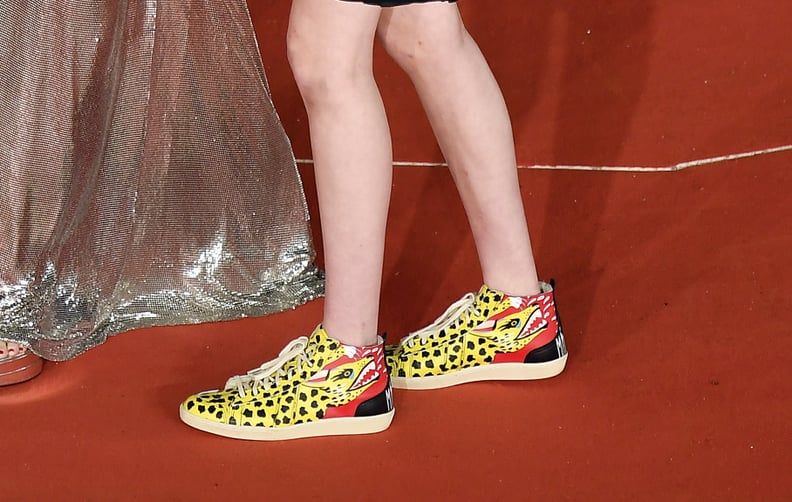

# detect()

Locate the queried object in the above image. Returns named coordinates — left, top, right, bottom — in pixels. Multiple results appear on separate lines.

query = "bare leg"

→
left=287, top=0, right=389, bottom=346
left=180, top=0, right=398, bottom=439
left=378, top=4, right=540, bottom=296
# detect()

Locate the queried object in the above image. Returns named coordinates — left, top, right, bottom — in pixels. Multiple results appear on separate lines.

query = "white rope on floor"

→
left=295, top=144, right=792, bottom=172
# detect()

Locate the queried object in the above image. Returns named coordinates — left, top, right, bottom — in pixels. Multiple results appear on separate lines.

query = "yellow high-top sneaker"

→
left=386, top=282, right=567, bottom=390
left=181, top=326, right=394, bottom=440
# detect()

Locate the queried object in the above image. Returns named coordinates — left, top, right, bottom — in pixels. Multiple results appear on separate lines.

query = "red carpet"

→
left=4, top=1, right=792, bottom=500
left=5, top=153, right=791, bottom=500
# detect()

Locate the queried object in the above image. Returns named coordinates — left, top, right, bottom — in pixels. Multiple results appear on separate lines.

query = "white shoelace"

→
left=225, top=336, right=314, bottom=398
left=402, top=293, right=480, bottom=347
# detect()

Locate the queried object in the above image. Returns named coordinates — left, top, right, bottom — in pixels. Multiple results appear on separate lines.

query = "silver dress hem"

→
left=1, top=0, right=324, bottom=361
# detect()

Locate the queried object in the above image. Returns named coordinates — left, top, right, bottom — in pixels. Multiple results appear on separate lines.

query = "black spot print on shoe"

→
left=243, top=409, right=253, bottom=418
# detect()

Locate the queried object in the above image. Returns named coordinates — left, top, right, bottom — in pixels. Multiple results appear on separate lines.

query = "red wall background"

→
left=248, top=1, right=791, bottom=168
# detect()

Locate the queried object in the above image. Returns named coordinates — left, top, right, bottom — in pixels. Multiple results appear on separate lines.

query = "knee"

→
left=286, top=26, right=322, bottom=98
left=287, top=26, right=371, bottom=108
left=378, top=18, right=467, bottom=76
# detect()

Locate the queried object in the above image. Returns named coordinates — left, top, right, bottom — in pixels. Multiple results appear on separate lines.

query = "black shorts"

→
left=342, top=0, right=456, bottom=6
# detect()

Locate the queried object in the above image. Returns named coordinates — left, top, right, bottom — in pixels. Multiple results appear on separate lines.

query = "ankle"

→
left=486, top=281, right=542, bottom=298
left=321, top=324, right=380, bottom=349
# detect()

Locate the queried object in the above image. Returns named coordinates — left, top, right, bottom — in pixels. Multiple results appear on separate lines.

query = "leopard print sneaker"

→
left=386, top=281, right=567, bottom=390
left=180, top=326, right=394, bottom=440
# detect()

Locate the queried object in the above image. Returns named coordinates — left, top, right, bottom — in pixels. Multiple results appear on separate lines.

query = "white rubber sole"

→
left=179, top=406, right=395, bottom=441
left=391, top=354, right=568, bottom=390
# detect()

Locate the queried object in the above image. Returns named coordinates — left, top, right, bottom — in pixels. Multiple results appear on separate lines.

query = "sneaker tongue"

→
left=311, top=325, right=329, bottom=340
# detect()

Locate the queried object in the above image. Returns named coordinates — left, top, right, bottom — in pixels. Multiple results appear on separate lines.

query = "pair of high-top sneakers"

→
left=180, top=282, right=568, bottom=440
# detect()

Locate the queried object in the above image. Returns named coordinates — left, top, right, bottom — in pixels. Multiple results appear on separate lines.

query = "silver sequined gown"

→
left=0, top=1, right=324, bottom=360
